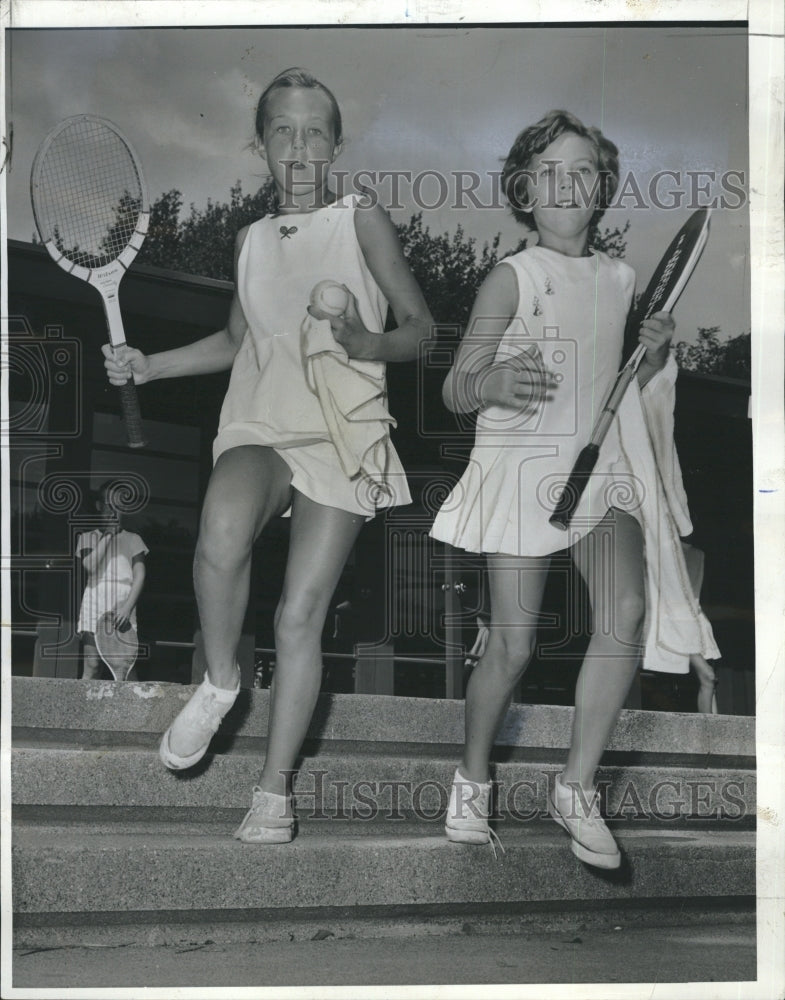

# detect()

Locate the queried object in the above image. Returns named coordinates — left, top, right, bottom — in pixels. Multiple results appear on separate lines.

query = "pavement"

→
left=11, top=920, right=756, bottom=991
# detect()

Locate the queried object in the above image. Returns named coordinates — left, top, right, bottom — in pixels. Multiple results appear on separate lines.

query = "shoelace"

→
left=561, top=787, right=614, bottom=844
left=193, top=692, right=226, bottom=733
left=249, top=785, right=270, bottom=814
left=248, top=786, right=291, bottom=820
left=456, top=784, right=506, bottom=860
left=487, top=826, right=506, bottom=860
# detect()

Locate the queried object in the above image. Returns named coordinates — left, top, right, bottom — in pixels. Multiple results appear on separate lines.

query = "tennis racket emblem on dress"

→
left=549, top=207, right=712, bottom=529
left=30, top=115, right=150, bottom=447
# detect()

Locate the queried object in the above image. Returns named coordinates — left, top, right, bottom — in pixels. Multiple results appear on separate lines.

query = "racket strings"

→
left=33, top=119, right=144, bottom=269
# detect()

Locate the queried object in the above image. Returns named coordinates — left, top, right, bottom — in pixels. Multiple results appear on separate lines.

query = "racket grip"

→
left=549, top=444, right=600, bottom=530
left=118, top=381, right=147, bottom=448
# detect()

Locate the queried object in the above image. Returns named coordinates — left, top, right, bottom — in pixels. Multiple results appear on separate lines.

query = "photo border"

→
left=1, top=2, right=782, bottom=999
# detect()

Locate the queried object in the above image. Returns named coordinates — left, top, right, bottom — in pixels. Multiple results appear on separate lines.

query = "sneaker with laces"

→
left=548, top=772, right=621, bottom=869
left=234, top=785, right=295, bottom=843
left=445, top=768, right=505, bottom=857
left=159, top=669, right=240, bottom=771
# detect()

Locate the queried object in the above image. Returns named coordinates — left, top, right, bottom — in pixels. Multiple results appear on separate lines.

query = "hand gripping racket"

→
left=95, top=610, right=139, bottom=682
left=549, top=207, right=712, bottom=530
left=30, top=114, right=150, bottom=447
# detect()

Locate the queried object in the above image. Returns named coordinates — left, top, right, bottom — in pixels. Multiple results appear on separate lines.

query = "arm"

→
left=636, top=311, right=675, bottom=388
left=442, top=264, right=558, bottom=415
left=103, top=228, right=252, bottom=385
left=319, top=204, right=433, bottom=363
left=114, top=555, right=146, bottom=630
left=80, top=528, right=117, bottom=576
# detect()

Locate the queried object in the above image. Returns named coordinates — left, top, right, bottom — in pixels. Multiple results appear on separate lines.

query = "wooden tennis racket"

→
left=549, top=207, right=712, bottom=529
left=95, top=610, right=139, bottom=682
left=30, top=114, right=150, bottom=447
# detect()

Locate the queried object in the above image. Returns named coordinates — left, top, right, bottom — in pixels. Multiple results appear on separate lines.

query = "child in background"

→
left=431, top=110, right=717, bottom=868
left=104, top=68, right=432, bottom=843
left=76, top=480, right=147, bottom=680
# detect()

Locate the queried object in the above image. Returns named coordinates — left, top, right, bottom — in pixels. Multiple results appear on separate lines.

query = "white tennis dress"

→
left=213, top=194, right=411, bottom=517
left=76, top=529, right=148, bottom=634
left=430, top=246, right=636, bottom=557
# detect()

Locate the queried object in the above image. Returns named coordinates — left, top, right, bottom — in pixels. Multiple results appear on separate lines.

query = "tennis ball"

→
left=310, top=280, right=350, bottom=319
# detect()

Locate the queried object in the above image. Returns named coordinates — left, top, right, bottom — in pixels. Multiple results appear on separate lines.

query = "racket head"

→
left=30, top=114, right=149, bottom=278
left=633, top=208, right=712, bottom=322
left=30, top=114, right=149, bottom=447
left=94, top=610, right=139, bottom=681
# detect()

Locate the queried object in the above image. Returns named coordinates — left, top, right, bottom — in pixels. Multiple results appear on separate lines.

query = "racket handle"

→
left=549, top=444, right=600, bottom=530
left=119, top=381, right=147, bottom=448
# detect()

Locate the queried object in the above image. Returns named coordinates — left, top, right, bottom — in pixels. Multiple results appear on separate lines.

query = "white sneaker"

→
left=548, top=772, right=621, bottom=869
left=234, top=785, right=295, bottom=844
left=159, top=669, right=240, bottom=771
left=445, top=768, right=504, bottom=857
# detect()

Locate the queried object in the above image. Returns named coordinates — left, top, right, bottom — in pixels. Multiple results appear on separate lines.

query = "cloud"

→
left=6, top=23, right=749, bottom=343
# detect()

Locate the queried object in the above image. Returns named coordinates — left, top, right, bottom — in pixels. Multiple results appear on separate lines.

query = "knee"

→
left=82, top=659, right=101, bottom=680
left=195, top=505, right=253, bottom=574
left=275, top=590, right=327, bottom=644
left=612, top=590, right=645, bottom=642
left=485, top=628, right=536, bottom=685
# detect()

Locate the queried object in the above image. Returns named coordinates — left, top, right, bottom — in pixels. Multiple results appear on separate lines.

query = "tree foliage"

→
left=395, top=214, right=507, bottom=327
left=135, top=181, right=630, bottom=326
left=128, top=181, right=748, bottom=378
left=675, top=326, right=751, bottom=380
left=138, top=181, right=278, bottom=280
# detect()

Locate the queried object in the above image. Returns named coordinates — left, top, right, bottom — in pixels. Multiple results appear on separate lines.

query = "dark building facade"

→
left=7, top=240, right=754, bottom=714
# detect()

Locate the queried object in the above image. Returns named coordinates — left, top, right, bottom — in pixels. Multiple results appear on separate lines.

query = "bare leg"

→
left=193, top=446, right=292, bottom=690
left=81, top=636, right=102, bottom=680
left=563, top=508, right=645, bottom=789
left=461, top=554, right=550, bottom=783
left=691, top=654, right=718, bottom=714
left=259, top=492, right=365, bottom=797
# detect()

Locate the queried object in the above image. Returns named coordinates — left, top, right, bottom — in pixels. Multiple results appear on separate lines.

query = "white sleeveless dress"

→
left=430, top=246, right=636, bottom=557
left=76, top=529, right=148, bottom=633
left=213, top=194, right=411, bottom=517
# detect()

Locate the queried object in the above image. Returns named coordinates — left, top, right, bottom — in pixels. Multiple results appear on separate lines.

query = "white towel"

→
left=301, top=314, right=396, bottom=496
left=615, top=355, right=721, bottom=673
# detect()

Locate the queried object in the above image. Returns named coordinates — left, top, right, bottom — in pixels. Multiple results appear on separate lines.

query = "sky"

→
left=5, top=24, right=750, bottom=345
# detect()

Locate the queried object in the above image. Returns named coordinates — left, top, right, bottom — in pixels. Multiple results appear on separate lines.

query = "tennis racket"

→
left=30, top=114, right=150, bottom=448
left=549, top=207, right=712, bottom=529
left=95, top=610, right=139, bottom=682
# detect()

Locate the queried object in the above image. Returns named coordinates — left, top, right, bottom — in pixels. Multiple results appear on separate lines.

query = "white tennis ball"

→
left=310, top=280, right=350, bottom=319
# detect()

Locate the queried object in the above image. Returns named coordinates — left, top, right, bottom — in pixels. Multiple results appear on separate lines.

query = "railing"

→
left=10, top=628, right=452, bottom=669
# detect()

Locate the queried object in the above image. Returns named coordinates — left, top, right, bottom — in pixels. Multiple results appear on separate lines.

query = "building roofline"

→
left=8, top=239, right=234, bottom=293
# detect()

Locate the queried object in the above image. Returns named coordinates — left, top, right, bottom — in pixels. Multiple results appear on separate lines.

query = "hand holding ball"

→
left=309, top=280, right=350, bottom=320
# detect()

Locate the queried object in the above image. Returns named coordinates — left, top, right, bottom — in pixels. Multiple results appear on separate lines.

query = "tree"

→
left=136, top=182, right=630, bottom=307
left=137, top=180, right=278, bottom=279
left=675, top=327, right=751, bottom=380
left=140, top=189, right=185, bottom=270
left=589, top=218, right=631, bottom=259
left=395, top=213, right=505, bottom=328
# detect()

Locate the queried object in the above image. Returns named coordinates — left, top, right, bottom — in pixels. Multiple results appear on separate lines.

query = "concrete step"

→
left=11, top=918, right=759, bottom=989
left=13, top=815, right=755, bottom=949
left=12, top=747, right=756, bottom=823
left=11, top=678, right=756, bottom=953
left=12, top=678, right=755, bottom=764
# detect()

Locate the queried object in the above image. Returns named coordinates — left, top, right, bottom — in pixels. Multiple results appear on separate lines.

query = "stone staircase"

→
left=11, top=677, right=756, bottom=949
